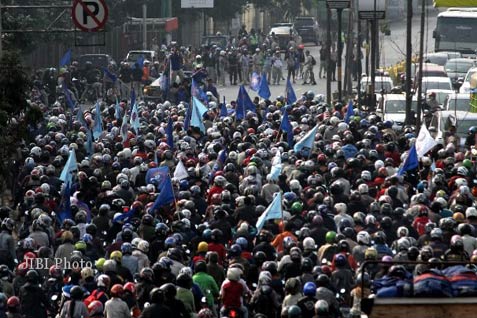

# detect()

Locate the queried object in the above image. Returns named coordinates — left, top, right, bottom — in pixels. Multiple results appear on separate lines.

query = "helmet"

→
left=70, top=286, right=84, bottom=299
left=197, top=241, right=208, bottom=253
left=291, top=201, right=303, bottom=214
left=334, top=254, right=347, bottom=267
left=26, top=270, right=40, bottom=283
left=303, top=237, right=316, bottom=250
left=140, top=267, right=154, bottom=281
left=81, top=267, right=94, bottom=280
left=315, top=300, right=329, bottom=315
left=325, top=231, right=336, bottom=244
left=124, top=282, right=136, bottom=294
left=303, top=281, right=316, bottom=296
left=121, top=242, right=133, bottom=255
left=103, top=260, right=117, bottom=273
left=97, top=274, right=111, bottom=288
left=288, top=305, right=302, bottom=318
left=430, top=228, right=443, bottom=239
left=451, top=234, right=464, bottom=248
left=87, top=301, right=104, bottom=315
left=159, top=283, right=177, bottom=298
left=110, top=250, right=123, bottom=263
left=137, top=240, right=149, bottom=253
left=110, top=284, right=124, bottom=297
left=357, top=231, right=371, bottom=245
left=316, top=274, right=330, bottom=287
left=49, top=265, right=62, bottom=278
left=7, top=296, right=20, bottom=309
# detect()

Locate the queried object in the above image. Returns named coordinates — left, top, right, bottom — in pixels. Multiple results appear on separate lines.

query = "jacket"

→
left=192, top=272, right=219, bottom=307
left=104, top=297, right=131, bottom=318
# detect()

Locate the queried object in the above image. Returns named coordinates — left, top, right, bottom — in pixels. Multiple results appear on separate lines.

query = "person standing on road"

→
left=217, top=51, right=227, bottom=87
left=228, top=51, right=239, bottom=85
left=285, top=47, right=298, bottom=83
left=330, top=45, right=337, bottom=81
left=240, top=50, right=250, bottom=85
left=303, top=50, right=317, bottom=85
left=319, top=45, right=328, bottom=79
left=272, top=51, right=283, bottom=85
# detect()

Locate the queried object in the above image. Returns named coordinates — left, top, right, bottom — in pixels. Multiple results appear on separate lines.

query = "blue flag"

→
left=258, top=73, right=271, bottom=100
left=76, top=106, right=87, bottom=128
left=294, top=125, right=318, bottom=153
left=191, top=78, right=207, bottom=102
left=93, top=102, right=103, bottom=140
left=154, top=151, right=159, bottom=165
left=63, top=83, right=76, bottom=110
left=103, top=67, right=117, bottom=83
left=286, top=79, right=297, bottom=104
left=281, top=109, right=294, bottom=146
left=146, top=166, right=170, bottom=186
left=85, top=129, right=94, bottom=156
left=209, top=148, right=228, bottom=182
left=344, top=99, right=354, bottom=124
left=115, top=98, right=121, bottom=120
left=130, top=102, right=140, bottom=133
left=151, top=176, right=175, bottom=211
left=256, top=192, right=283, bottom=232
left=398, top=145, right=419, bottom=176
left=184, top=102, right=191, bottom=130
left=220, top=102, right=228, bottom=118
left=166, top=117, right=174, bottom=149
left=113, top=207, right=136, bottom=223
left=59, top=49, right=71, bottom=68
left=250, top=72, right=261, bottom=91
left=58, top=182, right=72, bottom=222
left=60, top=149, right=77, bottom=186
left=134, top=55, right=144, bottom=69
left=191, top=97, right=208, bottom=133
left=236, top=85, right=256, bottom=120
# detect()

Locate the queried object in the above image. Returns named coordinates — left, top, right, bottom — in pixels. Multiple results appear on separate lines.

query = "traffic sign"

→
left=327, top=0, right=350, bottom=9
left=72, top=0, right=108, bottom=32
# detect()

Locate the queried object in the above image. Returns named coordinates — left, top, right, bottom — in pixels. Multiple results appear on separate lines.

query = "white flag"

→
left=415, top=122, right=437, bottom=158
left=269, top=150, right=282, bottom=181
left=174, top=160, right=189, bottom=180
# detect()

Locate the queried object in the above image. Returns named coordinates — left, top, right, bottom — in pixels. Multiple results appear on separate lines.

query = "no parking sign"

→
left=72, top=0, right=108, bottom=32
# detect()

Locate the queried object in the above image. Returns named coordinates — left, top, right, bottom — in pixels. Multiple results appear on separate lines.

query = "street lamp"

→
left=327, top=0, right=350, bottom=103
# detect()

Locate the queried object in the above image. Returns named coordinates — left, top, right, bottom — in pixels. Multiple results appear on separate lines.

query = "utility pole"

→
left=416, top=0, right=425, bottom=128
left=405, top=0, right=413, bottom=125
left=142, top=3, right=147, bottom=50
left=0, top=0, right=2, bottom=58
left=337, top=8, right=343, bottom=101
left=326, top=7, right=332, bottom=105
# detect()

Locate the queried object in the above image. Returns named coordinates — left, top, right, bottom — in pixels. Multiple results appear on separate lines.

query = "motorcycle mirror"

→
left=144, top=302, right=150, bottom=308
left=51, top=295, right=58, bottom=301
left=201, top=297, right=207, bottom=304
left=340, top=288, right=346, bottom=294
left=322, top=258, right=328, bottom=264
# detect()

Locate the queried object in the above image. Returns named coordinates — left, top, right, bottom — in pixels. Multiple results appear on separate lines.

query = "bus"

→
left=434, top=9, right=477, bottom=55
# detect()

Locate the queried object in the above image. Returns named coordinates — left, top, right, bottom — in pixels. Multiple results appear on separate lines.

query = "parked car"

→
left=360, top=75, right=394, bottom=94
left=269, top=25, right=302, bottom=50
left=294, top=16, right=320, bottom=45
left=377, top=93, right=418, bottom=131
left=445, top=58, right=477, bottom=88
left=445, top=92, right=471, bottom=111
left=125, top=50, right=157, bottom=67
left=420, top=76, right=453, bottom=95
left=415, top=63, right=448, bottom=81
left=78, top=54, right=116, bottom=70
left=459, top=66, right=477, bottom=93
left=438, top=110, right=477, bottom=147
left=201, top=35, right=230, bottom=48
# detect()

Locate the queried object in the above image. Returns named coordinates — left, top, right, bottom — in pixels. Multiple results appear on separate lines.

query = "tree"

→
left=0, top=51, right=42, bottom=192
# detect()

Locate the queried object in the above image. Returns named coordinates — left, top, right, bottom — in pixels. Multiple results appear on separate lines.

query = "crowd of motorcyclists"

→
left=3, top=24, right=477, bottom=318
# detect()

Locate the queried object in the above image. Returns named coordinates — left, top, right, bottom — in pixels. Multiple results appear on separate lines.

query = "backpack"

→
left=84, top=289, right=105, bottom=307
left=311, top=56, right=316, bottom=66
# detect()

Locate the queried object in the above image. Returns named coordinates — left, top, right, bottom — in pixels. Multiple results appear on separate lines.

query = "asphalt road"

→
left=217, top=6, right=438, bottom=103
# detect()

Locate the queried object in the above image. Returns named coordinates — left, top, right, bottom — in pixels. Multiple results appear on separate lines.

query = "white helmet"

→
left=337, top=122, right=349, bottom=132
left=137, top=240, right=149, bottom=253
left=357, top=231, right=371, bottom=245
left=397, top=226, right=409, bottom=238
left=303, top=237, right=316, bottom=250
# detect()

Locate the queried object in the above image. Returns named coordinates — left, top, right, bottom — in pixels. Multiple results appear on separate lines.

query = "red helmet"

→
left=317, top=154, right=327, bottom=163
left=7, top=296, right=20, bottom=309
left=23, top=251, right=37, bottom=261
left=87, top=300, right=104, bottom=315
left=378, top=167, right=387, bottom=177
left=49, top=265, right=63, bottom=278
left=123, top=282, right=136, bottom=294
left=16, top=262, right=29, bottom=276
left=211, top=193, right=222, bottom=205
left=110, top=284, right=124, bottom=297
left=247, top=128, right=255, bottom=135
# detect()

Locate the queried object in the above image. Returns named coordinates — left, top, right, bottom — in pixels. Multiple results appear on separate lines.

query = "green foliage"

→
left=0, top=51, right=39, bottom=187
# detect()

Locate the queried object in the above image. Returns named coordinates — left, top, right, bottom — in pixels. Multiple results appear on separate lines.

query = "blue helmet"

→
left=164, top=236, right=177, bottom=248
left=236, top=237, right=248, bottom=249
left=303, top=281, right=316, bottom=296
left=121, top=242, right=133, bottom=254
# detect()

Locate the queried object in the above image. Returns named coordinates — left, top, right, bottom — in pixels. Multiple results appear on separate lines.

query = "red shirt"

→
left=221, top=280, right=244, bottom=308
left=208, top=242, right=226, bottom=265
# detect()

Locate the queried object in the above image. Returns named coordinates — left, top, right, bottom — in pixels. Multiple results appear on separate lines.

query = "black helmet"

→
left=159, top=283, right=177, bottom=299
left=253, top=251, right=267, bottom=265
left=70, top=285, right=84, bottom=300
left=316, top=274, right=330, bottom=287
left=195, top=261, right=207, bottom=273
left=26, top=270, right=40, bottom=283
left=287, top=305, right=302, bottom=318
left=149, top=287, right=165, bottom=304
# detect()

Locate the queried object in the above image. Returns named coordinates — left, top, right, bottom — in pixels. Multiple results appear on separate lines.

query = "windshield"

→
left=385, top=100, right=418, bottom=113
left=456, top=119, right=477, bottom=136
left=127, top=52, right=151, bottom=62
left=445, top=61, right=474, bottom=73
left=361, top=79, right=393, bottom=93
left=424, top=55, right=448, bottom=66
left=465, top=70, right=477, bottom=82
left=422, top=81, right=452, bottom=92
left=294, top=19, right=313, bottom=27
left=437, top=17, right=477, bottom=43
left=447, top=97, right=471, bottom=111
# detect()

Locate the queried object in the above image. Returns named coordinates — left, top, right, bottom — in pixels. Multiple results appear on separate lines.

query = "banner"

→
left=434, top=0, right=477, bottom=7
